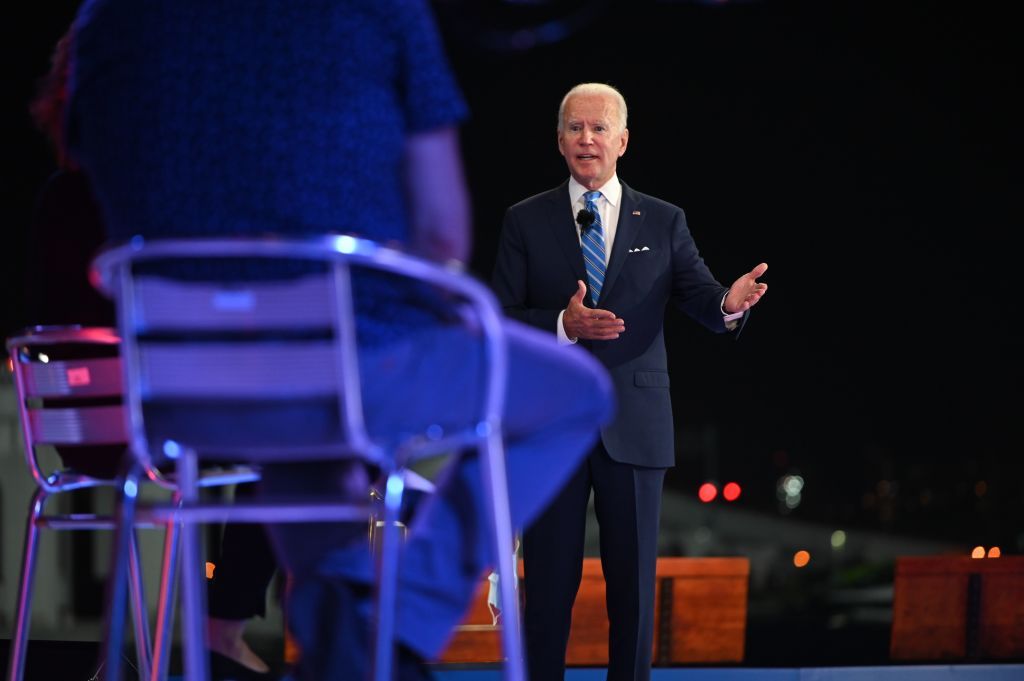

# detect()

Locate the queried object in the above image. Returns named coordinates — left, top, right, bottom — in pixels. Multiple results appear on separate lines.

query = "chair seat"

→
left=141, top=399, right=385, bottom=465
left=140, top=499, right=374, bottom=525
left=51, top=444, right=128, bottom=480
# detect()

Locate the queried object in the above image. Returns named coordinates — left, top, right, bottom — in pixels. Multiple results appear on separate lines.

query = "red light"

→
left=723, top=482, right=742, bottom=501
left=698, top=483, right=718, bottom=503
left=67, top=366, right=92, bottom=387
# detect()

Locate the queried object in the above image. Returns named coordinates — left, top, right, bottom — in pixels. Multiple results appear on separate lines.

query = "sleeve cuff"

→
left=722, top=293, right=743, bottom=330
left=557, top=310, right=577, bottom=345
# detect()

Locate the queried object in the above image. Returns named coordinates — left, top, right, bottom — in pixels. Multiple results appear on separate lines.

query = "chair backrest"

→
left=89, top=235, right=508, bottom=473
left=6, top=326, right=126, bottom=489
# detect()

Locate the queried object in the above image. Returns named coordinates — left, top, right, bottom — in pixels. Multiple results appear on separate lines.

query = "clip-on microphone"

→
left=576, top=208, right=596, bottom=233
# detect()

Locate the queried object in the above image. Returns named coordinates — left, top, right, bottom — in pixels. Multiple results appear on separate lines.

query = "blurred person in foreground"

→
left=67, top=2, right=614, bottom=679
left=28, top=25, right=278, bottom=680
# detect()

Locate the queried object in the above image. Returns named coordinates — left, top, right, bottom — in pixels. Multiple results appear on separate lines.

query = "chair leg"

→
left=149, top=508, right=181, bottom=681
left=478, top=437, right=526, bottom=681
left=373, top=470, right=406, bottom=681
left=127, top=529, right=153, bottom=681
left=103, top=463, right=143, bottom=681
left=5, top=489, right=48, bottom=681
left=178, top=450, right=211, bottom=681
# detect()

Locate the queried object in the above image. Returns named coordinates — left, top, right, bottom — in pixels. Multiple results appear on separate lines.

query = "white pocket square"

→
left=628, top=246, right=651, bottom=253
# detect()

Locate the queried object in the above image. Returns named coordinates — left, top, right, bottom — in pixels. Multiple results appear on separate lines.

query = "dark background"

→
left=5, top=0, right=1021, bottom=666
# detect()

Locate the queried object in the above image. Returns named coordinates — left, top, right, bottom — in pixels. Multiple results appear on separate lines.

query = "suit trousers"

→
left=523, top=443, right=666, bottom=681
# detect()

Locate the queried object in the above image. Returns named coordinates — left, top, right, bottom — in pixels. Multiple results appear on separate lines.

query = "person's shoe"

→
left=209, top=650, right=275, bottom=681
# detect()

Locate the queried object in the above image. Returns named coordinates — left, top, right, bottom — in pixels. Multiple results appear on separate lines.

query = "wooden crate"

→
left=438, top=556, right=749, bottom=665
left=891, top=555, right=1024, bottom=661
left=651, top=557, right=749, bottom=665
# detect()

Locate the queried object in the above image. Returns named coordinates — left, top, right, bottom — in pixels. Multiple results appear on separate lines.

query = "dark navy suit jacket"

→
left=493, top=179, right=744, bottom=468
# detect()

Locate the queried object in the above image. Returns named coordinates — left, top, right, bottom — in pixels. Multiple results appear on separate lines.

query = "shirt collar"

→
left=569, top=174, right=621, bottom=208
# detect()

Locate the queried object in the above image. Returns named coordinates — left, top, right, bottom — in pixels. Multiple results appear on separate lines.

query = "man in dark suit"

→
left=492, top=82, right=768, bottom=681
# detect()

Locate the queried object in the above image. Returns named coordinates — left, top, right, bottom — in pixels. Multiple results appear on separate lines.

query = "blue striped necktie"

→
left=581, top=190, right=606, bottom=306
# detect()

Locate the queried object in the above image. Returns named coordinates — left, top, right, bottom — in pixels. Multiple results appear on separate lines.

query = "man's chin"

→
left=570, top=169, right=603, bottom=188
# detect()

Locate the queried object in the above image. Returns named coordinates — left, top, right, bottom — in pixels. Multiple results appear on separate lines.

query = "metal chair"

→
left=4, top=326, right=160, bottom=681
left=91, top=234, right=524, bottom=681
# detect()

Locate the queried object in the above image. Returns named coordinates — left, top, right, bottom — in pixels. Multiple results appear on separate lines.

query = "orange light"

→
left=5, top=357, right=12, bottom=373
left=205, top=561, right=216, bottom=579
left=970, top=546, right=985, bottom=559
left=793, top=550, right=810, bottom=568
left=698, top=483, right=718, bottom=503
left=987, top=547, right=1001, bottom=558
left=723, top=482, right=742, bottom=501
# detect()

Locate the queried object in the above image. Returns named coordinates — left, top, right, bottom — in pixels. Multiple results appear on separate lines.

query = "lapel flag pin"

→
left=632, top=210, right=641, bottom=216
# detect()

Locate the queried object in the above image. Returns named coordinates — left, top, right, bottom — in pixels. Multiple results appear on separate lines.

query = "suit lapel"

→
left=550, top=182, right=588, bottom=282
left=600, top=182, right=642, bottom=303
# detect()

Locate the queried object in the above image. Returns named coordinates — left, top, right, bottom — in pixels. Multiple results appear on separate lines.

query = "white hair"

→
left=557, top=83, right=628, bottom=133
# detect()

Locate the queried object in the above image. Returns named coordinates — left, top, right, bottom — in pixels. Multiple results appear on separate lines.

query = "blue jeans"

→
left=263, top=318, right=614, bottom=665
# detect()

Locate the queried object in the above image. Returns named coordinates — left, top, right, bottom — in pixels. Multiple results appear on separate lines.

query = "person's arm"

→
left=562, top=280, right=624, bottom=342
left=724, top=262, right=768, bottom=315
left=492, top=207, right=561, bottom=332
left=666, top=206, right=767, bottom=334
left=403, top=126, right=470, bottom=265
left=668, top=208, right=736, bottom=329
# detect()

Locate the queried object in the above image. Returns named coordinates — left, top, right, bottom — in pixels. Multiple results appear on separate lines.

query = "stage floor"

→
left=433, top=666, right=1024, bottom=681
left=3, top=641, right=1020, bottom=680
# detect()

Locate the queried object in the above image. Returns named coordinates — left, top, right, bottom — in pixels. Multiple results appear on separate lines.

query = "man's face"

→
left=557, top=93, right=629, bottom=190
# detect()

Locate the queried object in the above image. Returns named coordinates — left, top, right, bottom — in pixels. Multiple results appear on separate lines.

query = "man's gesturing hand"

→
left=724, top=262, right=768, bottom=314
left=563, top=280, right=625, bottom=341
